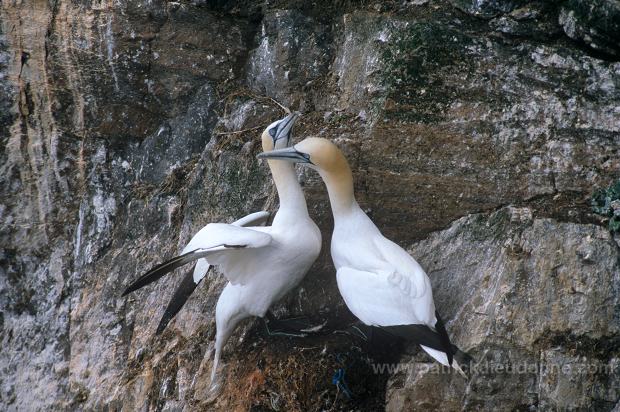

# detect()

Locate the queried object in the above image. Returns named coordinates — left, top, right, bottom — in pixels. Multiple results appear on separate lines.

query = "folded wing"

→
left=373, top=235, right=429, bottom=300
left=336, top=266, right=434, bottom=327
left=337, top=266, right=461, bottom=369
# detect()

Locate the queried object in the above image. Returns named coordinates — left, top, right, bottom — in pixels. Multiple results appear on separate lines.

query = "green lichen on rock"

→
left=381, top=22, right=474, bottom=123
left=592, top=180, right=620, bottom=233
left=217, top=154, right=267, bottom=217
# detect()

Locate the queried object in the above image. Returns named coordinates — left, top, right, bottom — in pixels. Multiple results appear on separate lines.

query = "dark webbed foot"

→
left=333, top=322, right=374, bottom=342
left=263, top=311, right=324, bottom=337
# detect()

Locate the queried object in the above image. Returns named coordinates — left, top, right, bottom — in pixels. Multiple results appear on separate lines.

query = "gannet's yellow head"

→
left=257, top=137, right=350, bottom=175
left=261, top=112, right=299, bottom=152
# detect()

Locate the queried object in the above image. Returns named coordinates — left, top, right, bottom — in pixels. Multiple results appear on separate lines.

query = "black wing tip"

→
left=120, top=253, right=196, bottom=298
left=121, top=285, right=137, bottom=297
left=121, top=279, right=149, bottom=297
left=222, top=243, right=248, bottom=249
left=380, top=323, right=460, bottom=365
left=122, top=283, right=142, bottom=296
left=155, top=321, right=167, bottom=335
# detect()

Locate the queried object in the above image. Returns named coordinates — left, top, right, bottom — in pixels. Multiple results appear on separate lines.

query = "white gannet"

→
left=123, top=113, right=322, bottom=384
left=258, top=137, right=468, bottom=373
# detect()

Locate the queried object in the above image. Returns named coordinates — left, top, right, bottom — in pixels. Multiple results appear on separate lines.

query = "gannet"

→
left=123, top=114, right=322, bottom=384
left=258, top=137, right=468, bottom=373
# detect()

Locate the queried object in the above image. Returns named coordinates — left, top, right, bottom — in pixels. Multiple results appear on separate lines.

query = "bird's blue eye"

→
left=269, top=127, right=277, bottom=138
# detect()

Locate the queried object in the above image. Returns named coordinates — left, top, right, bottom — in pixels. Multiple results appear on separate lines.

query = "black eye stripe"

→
left=278, top=116, right=292, bottom=133
left=269, top=127, right=277, bottom=137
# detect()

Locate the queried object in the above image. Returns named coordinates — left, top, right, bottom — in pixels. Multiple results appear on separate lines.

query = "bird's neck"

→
left=319, top=164, right=358, bottom=220
left=267, top=159, right=309, bottom=218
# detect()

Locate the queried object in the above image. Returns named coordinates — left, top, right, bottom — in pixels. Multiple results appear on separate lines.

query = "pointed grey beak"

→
left=257, top=146, right=313, bottom=164
left=273, top=112, right=299, bottom=145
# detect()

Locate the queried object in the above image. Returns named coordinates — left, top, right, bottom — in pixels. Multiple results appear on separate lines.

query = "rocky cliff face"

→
left=1, top=1, right=619, bottom=411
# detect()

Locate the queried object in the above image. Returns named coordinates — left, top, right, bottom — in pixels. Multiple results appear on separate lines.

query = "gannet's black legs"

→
left=333, top=322, right=374, bottom=342
left=263, top=311, right=319, bottom=337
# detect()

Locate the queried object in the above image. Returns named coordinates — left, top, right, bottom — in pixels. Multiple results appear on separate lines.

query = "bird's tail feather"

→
left=381, top=323, right=473, bottom=377
left=420, top=345, right=468, bottom=378
left=434, top=310, right=454, bottom=366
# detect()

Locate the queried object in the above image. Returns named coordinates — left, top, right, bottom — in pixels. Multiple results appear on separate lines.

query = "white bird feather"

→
left=258, top=137, right=468, bottom=375
left=124, top=114, right=321, bottom=386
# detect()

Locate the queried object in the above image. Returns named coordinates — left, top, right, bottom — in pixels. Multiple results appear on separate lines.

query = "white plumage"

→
left=190, top=210, right=269, bottom=284
left=331, top=209, right=453, bottom=367
left=124, top=114, right=321, bottom=385
left=258, top=137, right=466, bottom=373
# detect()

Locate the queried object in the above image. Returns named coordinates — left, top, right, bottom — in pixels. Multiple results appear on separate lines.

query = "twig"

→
left=267, top=97, right=290, bottom=114
left=293, top=346, right=320, bottom=352
left=214, top=125, right=263, bottom=136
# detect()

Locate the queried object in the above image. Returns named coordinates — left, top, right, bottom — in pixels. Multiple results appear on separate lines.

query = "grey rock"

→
left=488, top=3, right=563, bottom=39
left=1, top=1, right=619, bottom=410
left=559, top=0, right=620, bottom=58
left=450, top=0, right=532, bottom=19
left=385, top=207, right=620, bottom=411
left=246, top=9, right=332, bottom=109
